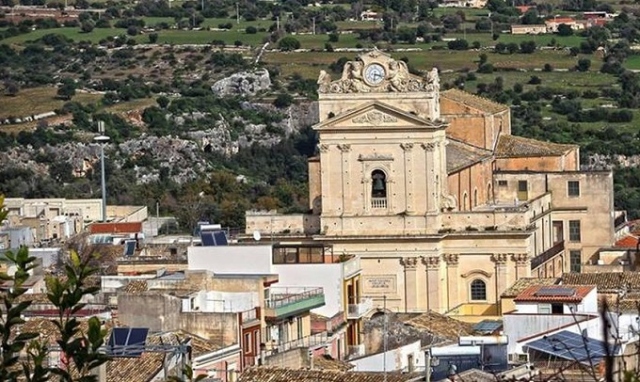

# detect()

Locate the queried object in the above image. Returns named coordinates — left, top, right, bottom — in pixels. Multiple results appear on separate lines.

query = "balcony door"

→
left=517, top=180, right=528, bottom=201
left=553, top=221, right=564, bottom=244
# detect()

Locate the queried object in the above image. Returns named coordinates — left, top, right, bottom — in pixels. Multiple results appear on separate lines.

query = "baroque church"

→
left=244, top=50, right=615, bottom=319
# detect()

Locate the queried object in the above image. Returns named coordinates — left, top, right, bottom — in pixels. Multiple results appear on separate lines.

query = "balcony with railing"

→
left=240, top=307, right=260, bottom=325
left=371, top=197, right=387, bottom=209
left=530, top=240, right=565, bottom=270
left=265, top=332, right=329, bottom=356
left=264, top=287, right=325, bottom=319
left=347, top=298, right=373, bottom=319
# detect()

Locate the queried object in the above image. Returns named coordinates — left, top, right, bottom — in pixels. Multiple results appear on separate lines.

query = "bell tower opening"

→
left=371, top=170, right=387, bottom=209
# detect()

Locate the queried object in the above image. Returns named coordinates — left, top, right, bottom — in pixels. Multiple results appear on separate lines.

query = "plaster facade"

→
left=243, top=50, right=616, bottom=316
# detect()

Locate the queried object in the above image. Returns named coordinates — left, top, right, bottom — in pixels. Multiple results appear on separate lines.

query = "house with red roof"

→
left=545, top=17, right=585, bottom=32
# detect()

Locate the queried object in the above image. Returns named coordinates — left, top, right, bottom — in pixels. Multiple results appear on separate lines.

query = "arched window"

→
left=487, top=183, right=493, bottom=204
left=371, top=170, right=387, bottom=209
left=463, top=192, right=468, bottom=211
left=470, top=279, right=487, bottom=301
left=473, top=188, right=478, bottom=207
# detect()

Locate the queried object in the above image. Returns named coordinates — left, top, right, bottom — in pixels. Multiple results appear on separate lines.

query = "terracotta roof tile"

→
left=501, top=278, right=560, bottom=298
left=446, top=139, right=493, bottom=173
left=441, top=88, right=509, bottom=114
left=313, top=355, right=355, bottom=371
left=121, top=280, right=148, bottom=293
left=238, top=367, right=423, bottom=382
left=403, top=311, right=476, bottom=341
left=496, top=135, right=577, bottom=158
left=562, top=272, right=640, bottom=293
left=514, top=285, right=595, bottom=303
left=614, top=235, right=639, bottom=249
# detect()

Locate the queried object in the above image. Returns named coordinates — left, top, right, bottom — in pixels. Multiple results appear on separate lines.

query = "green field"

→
left=0, top=87, right=102, bottom=120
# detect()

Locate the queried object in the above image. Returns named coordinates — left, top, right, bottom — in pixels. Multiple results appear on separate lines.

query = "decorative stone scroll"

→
left=421, top=142, right=437, bottom=151
left=401, top=257, right=419, bottom=269
left=512, top=253, right=529, bottom=265
left=422, top=256, right=440, bottom=269
left=400, top=143, right=414, bottom=152
left=317, top=144, right=330, bottom=153
left=443, top=253, right=459, bottom=266
left=317, top=49, right=440, bottom=94
left=337, top=144, right=351, bottom=153
left=492, top=253, right=509, bottom=265
left=352, top=111, right=397, bottom=124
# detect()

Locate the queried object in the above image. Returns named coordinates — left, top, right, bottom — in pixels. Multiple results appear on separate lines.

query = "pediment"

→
left=314, top=102, right=447, bottom=131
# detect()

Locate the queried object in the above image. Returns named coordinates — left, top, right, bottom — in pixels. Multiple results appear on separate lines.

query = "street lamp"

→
left=94, top=121, right=110, bottom=223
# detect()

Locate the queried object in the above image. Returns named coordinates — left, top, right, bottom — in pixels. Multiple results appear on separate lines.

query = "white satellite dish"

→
left=253, top=230, right=261, bottom=241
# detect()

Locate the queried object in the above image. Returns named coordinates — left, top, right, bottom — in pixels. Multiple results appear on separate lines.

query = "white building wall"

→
left=504, top=314, right=588, bottom=353
left=273, top=263, right=343, bottom=318
left=349, top=340, right=424, bottom=372
left=509, top=316, right=601, bottom=354
left=187, top=245, right=273, bottom=274
left=100, top=275, right=156, bottom=293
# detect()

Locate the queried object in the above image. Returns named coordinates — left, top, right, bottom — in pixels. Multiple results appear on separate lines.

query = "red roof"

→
left=547, top=17, right=575, bottom=24
left=615, top=235, right=639, bottom=249
left=514, top=285, right=595, bottom=303
left=89, top=222, right=142, bottom=234
left=516, top=5, right=532, bottom=13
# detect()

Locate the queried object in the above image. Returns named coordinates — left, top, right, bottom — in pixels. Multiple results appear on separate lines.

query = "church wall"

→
left=308, top=158, right=321, bottom=213
left=495, top=156, right=564, bottom=172
left=318, top=93, right=439, bottom=123
left=447, top=160, right=493, bottom=211
left=441, top=102, right=509, bottom=151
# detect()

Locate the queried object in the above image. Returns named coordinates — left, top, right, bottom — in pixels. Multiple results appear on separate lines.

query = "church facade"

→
left=244, top=50, right=615, bottom=325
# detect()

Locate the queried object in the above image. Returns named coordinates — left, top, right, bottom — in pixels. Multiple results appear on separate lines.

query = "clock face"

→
left=364, top=63, right=386, bottom=85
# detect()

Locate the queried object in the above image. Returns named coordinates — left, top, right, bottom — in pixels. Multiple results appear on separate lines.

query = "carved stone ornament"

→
left=443, top=253, right=459, bottom=266
left=400, top=143, right=414, bottom=152
left=492, top=253, right=509, bottom=265
left=401, top=257, right=419, bottom=269
left=512, top=253, right=529, bottom=265
left=317, top=48, right=440, bottom=94
left=337, top=144, right=351, bottom=153
left=357, top=153, right=394, bottom=162
left=318, top=144, right=330, bottom=153
left=421, top=142, right=437, bottom=151
left=440, top=194, right=457, bottom=211
left=422, top=256, right=440, bottom=269
left=352, top=111, right=398, bottom=124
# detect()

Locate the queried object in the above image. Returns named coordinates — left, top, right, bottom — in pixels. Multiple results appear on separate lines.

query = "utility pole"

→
left=94, top=121, right=109, bottom=223
left=236, top=2, right=240, bottom=24
left=312, top=17, right=316, bottom=35
left=276, top=16, right=280, bottom=31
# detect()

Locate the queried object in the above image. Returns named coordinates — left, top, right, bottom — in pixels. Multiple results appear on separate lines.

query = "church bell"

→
left=373, top=178, right=385, bottom=191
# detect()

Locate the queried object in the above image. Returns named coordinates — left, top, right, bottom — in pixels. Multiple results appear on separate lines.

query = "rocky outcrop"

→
left=211, top=69, right=271, bottom=96
left=584, top=154, right=640, bottom=171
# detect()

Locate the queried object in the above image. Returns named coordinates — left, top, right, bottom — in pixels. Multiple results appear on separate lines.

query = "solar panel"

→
left=524, top=330, right=618, bottom=365
left=535, top=287, right=576, bottom=297
left=213, top=231, right=228, bottom=246
left=200, top=232, right=215, bottom=246
left=107, top=327, right=149, bottom=357
left=123, top=240, right=136, bottom=257
left=473, top=320, right=503, bottom=334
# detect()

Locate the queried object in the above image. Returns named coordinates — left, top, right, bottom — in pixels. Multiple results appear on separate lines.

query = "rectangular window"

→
left=569, top=220, right=581, bottom=242
left=244, top=333, right=252, bottom=354
left=538, top=304, right=551, bottom=314
left=498, top=180, right=508, bottom=187
left=568, top=181, right=580, bottom=197
left=297, top=317, right=303, bottom=339
left=570, top=250, right=581, bottom=273
left=517, top=180, right=528, bottom=201
left=551, top=303, right=563, bottom=314
left=552, top=221, right=564, bottom=244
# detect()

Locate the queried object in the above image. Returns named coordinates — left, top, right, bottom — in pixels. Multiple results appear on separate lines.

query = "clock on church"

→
left=364, top=63, right=385, bottom=86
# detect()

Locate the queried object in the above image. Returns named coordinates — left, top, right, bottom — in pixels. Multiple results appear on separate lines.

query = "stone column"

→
left=492, top=253, right=509, bottom=303
left=443, top=254, right=459, bottom=310
left=512, top=253, right=530, bottom=280
left=401, top=257, right=419, bottom=313
left=337, top=144, right=351, bottom=216
left=400, top=143, right=414, bottom=213
left=421, top=142, right=437, bottom=213
left=422, top=256, right=441, bottom=312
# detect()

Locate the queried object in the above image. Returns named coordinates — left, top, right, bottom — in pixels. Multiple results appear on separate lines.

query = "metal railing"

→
left=265, top=287, right=323, bottom=309
left=530, top=240, right=565, bottom=270
left=241, top=307, right=259, bottom=323
left=347, top=298, right=373, bottom=319
left=371, top=197, right=387, bottom=209
left=266, top=332, right=329, bottom=355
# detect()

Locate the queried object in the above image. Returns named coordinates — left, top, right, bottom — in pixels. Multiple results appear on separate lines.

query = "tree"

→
left=0, top=197, right=109, bottom=381
left=245, top=26, right=257, bottom=34
left=148, top=32, right=158, bottom=43
left=519, top=40, right=536, bottom=54
left=274, top=93, right=293, bottom=108
left=557, top=23, right=573, bottom=36
left=80, top=20, right=95, bottom=33
left=576, top=58, right=591, bottom=72
left=4, top=81, right=19, bottom=96
left=277, top=36, right=301, bottom=51
left=57, top=79, right=76, bottom=100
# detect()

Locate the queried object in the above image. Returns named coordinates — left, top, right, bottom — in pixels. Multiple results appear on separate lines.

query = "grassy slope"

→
left=0, top=87, right=102, bottom=120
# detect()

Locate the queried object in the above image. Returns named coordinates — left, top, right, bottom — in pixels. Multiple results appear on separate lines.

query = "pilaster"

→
left=337, top=144, right=351, bottom=215
left=421, top=142, right=437, bottom=213
left=444, top=253, right=459, bottom=310
left=512, top=253, right=530, bottom=279
left=400, top=143, right=414, bottom=213
left=492, top=253, right=509, bottom=303
left=401, top=257, right=419, bottom=312
left=422, top=256, right=441, bottom=312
